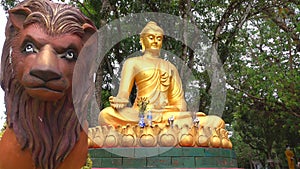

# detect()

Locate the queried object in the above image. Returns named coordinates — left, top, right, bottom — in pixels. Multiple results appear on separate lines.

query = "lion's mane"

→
left=1, top=0, right=95, bottom=169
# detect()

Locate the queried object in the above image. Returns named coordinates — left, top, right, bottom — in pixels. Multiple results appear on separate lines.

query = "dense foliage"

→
left=1, top=0, right=299, bottom=168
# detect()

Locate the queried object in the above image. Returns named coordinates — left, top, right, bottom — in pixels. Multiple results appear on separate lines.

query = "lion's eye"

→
left=64, top=49, right=77, bottom=61
left=23, top=42, right=37, bottom=53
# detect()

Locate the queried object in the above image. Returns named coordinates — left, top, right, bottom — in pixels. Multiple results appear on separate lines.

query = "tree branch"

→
left=225, top=2, right=252, bottom=47
left=229, top=84, right=265, bottom=101
left=263, top=8, right=300, bottom=51
left=213, top=0, right=243, bottom=44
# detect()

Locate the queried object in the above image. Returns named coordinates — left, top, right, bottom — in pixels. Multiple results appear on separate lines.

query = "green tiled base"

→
left=89, top=147, right=237, bottom=168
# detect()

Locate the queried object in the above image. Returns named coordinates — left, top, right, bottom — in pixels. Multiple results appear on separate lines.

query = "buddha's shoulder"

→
left=123, top=57, right=143, bottom=65
left=160, top=59, right=177, bottom=68
left=124, top=56, right=143, bottom=62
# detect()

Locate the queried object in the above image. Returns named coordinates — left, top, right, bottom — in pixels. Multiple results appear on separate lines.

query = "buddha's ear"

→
left=140, top=37, right=145, bottom=53
left=82, top=23, right=97, bottom=42
left=8, top=7, right=31, bottom=30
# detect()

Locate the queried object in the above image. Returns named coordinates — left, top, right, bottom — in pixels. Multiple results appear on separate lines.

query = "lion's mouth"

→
left=21, top=73, right=69, bottom=100
left=24, top=85, right=66, bottom=101
left=22, top=75, right=68, bottom=93
left=26, top=86, right=63, bottom=93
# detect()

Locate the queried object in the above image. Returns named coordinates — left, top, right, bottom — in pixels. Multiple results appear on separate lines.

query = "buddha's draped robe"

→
left=98, top=57, right=223, bottom=128
left=285, top=149, right=295, bottom=169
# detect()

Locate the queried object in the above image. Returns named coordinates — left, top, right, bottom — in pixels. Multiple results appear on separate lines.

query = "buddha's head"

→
left=140, top=21, right=164, bottom=55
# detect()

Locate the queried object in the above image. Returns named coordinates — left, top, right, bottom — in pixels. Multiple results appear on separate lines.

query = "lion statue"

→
left=0, top=0, right=96, bottom=169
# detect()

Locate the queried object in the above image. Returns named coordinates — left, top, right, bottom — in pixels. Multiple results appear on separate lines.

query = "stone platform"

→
left=89, top=147, right=237, bottom=168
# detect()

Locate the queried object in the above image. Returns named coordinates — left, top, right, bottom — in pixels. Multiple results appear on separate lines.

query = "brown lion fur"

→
left=0, top=0, right=96, bottom=169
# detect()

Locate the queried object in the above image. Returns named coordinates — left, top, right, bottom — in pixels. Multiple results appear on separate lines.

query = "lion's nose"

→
left=30, top=45, right=62, bottom=82
left=30, top=67, right=62, bottom=82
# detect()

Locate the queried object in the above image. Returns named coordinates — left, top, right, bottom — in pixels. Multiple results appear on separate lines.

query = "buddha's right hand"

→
left=109, top=96, right=129, bottom=109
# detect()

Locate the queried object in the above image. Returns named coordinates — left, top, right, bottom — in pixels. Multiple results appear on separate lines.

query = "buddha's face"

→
left=141, top=31, right=163, bottom=52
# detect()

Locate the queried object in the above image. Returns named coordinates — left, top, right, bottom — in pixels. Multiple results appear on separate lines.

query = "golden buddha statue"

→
left=98, top=21, right=225, bottom=131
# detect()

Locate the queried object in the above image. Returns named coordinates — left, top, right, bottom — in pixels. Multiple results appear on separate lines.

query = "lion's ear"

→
left=82, top=23, right=97, bottom=42
left=8, top=7, right=31, bottom=30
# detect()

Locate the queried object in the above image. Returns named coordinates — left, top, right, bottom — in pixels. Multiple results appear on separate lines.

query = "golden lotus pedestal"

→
left=88, top=124, right=232, bottom=148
